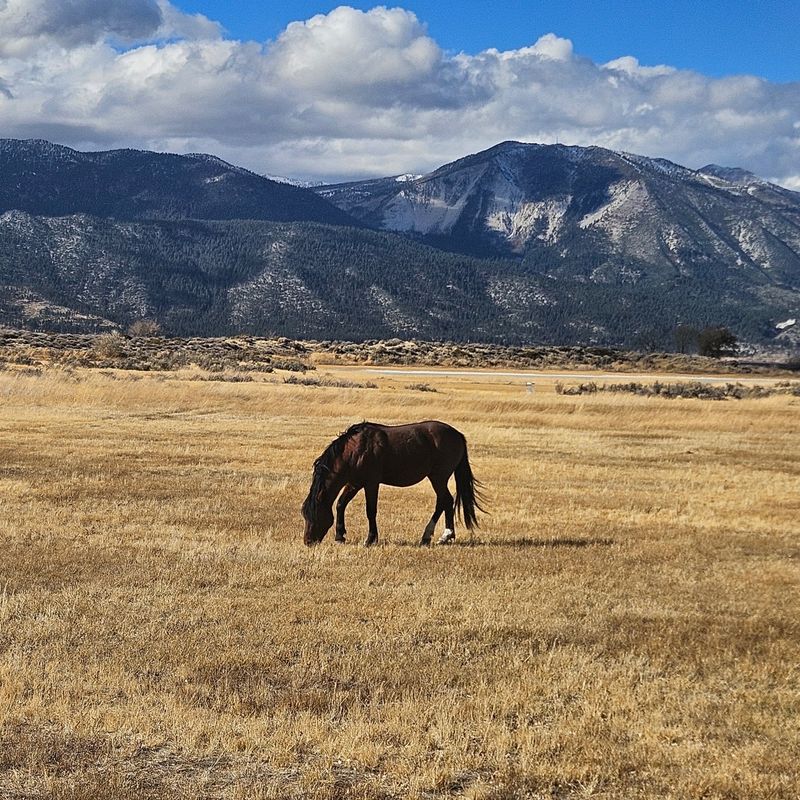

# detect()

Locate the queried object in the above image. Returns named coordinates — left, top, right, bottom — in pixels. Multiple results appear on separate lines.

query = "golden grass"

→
left=0, top=366, right=798, bottom=799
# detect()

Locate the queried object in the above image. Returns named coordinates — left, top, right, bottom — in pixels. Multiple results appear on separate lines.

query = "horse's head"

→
left=301, top=468, right=334, bottom=546
left=301, top=498, right=334, bottom=545
left=302, top=431, right=358, bottom=546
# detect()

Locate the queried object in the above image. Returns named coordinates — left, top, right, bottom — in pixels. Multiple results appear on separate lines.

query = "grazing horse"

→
left=301, top=420, right=485, bottom=547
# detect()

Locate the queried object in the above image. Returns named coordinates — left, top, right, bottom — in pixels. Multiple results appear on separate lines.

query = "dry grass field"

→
left=0, top=364, right=798, bottom=799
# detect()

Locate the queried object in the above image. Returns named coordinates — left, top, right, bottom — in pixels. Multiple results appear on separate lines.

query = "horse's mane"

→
left=302, top=422, right=373, bottom=523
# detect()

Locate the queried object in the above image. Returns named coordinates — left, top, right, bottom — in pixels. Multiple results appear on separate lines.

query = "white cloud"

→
left=780, top=176, right=800, bottom=191
left=0, top=3, right=798, bottom=186
left=602, top=56, right=675, bottom=78
left=155, top=0, right=222, bottom=41
left=270, top=6, right=440, bottom=91
left=528, top=33, right=574, bottom=61
left=0, top=0, right=220, bottom=55
left=0, top=0, right=163, bottom=54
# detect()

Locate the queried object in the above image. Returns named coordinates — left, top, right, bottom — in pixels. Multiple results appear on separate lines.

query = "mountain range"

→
left=1, top=138, right=798, bottom=348
left=318, top=141, right=800, bottom=287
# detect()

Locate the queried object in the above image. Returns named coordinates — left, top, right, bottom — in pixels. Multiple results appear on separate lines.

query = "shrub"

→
left=557, top=382, right=599, bottom=395
left=283, top=375, right=377, bottom=389
left=271, top=358, right=313, bottom=373
left=91, top=333, right=125, bottom=360
left=127, top=319, right=162, bottom=337
left=405, top=383, right=438, bottom=392
left=698, top=326, right=738, bottom=357
left=555, top=380, right=799, bottom=400
left=188, top=373, right=254, bottom=383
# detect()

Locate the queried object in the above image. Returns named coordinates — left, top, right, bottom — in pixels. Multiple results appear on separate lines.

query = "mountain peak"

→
left=0, top=138, right=358, bottom=226
left=697, top=164, right=762, bottom=185
left=317, top=140, right=800, bottom=296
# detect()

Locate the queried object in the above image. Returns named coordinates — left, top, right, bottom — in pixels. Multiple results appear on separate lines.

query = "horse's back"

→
left=359, top=420, right=464, bottom=486
left=372, top=420, right=463, bottom=440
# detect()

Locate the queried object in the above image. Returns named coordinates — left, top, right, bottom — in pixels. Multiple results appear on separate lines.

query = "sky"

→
left=182, top=1, right=800, bottom=83
left=0, top=1, right=798, bottom=187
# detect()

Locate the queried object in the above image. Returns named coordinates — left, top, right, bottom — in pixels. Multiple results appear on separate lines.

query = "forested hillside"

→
left=1, top=139, right=798, bottom=347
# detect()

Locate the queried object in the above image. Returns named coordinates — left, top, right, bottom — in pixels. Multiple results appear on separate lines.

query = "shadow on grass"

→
left=385, top=537, right=615, bottom=549
left=459, top=536, right=615, bottom=548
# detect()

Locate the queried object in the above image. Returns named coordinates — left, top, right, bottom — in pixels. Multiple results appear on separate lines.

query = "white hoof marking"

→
left=437, top=529, right=455, bottom=545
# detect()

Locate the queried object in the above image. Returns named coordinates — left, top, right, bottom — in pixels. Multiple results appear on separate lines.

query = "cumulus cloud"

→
left=0, top=0, right=220, bottom=55
left=155, top=0, right=222, bottom=41
left=270, top=7, right=439, bottom=91
left=0, top=0, right=163, bottom=54
left=0, top=3, right=798, bottom=185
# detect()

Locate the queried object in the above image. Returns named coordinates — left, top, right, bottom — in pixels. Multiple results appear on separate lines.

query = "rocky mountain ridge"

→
left=0, top=139, right=356, bottom=226
left=318, top=141, right=800, bottom=292
left=0, top=138, right=798, bottom=348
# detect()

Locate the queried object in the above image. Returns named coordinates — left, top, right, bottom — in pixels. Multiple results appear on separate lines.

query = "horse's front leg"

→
left=364, top=483, right=380, bottom=547
left=335, top=484, right=359, bottom=543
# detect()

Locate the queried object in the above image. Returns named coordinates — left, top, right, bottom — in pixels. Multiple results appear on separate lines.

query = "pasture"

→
left=0, top=364, right=798, bottom=799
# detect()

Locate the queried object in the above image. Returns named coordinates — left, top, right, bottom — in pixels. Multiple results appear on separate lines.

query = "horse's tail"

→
left=454, top=440, right=486, bottom=530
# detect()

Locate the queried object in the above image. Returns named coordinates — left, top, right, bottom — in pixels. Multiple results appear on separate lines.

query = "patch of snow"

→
left=486, top=277, right=555, bottom=308
left=265, top=174, right=323, bottom=188
left=578, top=180, right=649, bottom=235
left=381, top=162, right=490, bottom=234
left=732, top=221, right=772, bottom=270
left=486, top=196, right=570, bottom=247
left=229, top=267, right=327, bottom=325
left=663, top=227, right=684, bottom=253
left=620, top=153, right=692, bottom=179
left=776, top=318, right=796, bottom=330
left=367, top=286, right=419, bottom=333
left=383, top=193, right=460, bottom=233
left=228, top=233, right=328, bottom=325
left=696, top=172, right=741, bottom=191
left=589, top=262, right=642, bottom=284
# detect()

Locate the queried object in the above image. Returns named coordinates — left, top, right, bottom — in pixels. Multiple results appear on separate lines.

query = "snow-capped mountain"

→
left=317, top=141, right=800, bottom=290
left=1, top=138, right=798, bottom=347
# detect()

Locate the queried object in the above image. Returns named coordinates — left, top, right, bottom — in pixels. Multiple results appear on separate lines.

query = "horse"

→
left=301, top=420, right=485, bottom=547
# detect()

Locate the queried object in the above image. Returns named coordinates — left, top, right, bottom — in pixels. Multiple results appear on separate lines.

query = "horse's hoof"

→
left=334, top=536, right=346, bottom=544
left=437, top=529, right=456, bottom=545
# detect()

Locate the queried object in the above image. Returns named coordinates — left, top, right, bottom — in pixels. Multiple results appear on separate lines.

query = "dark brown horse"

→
left=302, top=420, right=485, bottom=546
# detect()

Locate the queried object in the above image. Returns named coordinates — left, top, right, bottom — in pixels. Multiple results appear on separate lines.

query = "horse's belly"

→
left=381, top=465, right=429, bottom=487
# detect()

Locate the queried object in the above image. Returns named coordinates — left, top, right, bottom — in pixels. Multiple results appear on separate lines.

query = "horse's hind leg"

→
left=364, top=483, right=380, bottom=547
left=437, top=485, right=456, bottom=544
left=335, top=484, right=359, bottom=543
left=420, top=505, right=442, bottom=546
left=422, top=476, right=455, bottom=546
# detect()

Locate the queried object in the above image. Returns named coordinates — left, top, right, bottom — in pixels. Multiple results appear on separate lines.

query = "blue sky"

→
left=0, top=1, right=798, bottom=185
left=182, top=0, right=800, bottom=82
